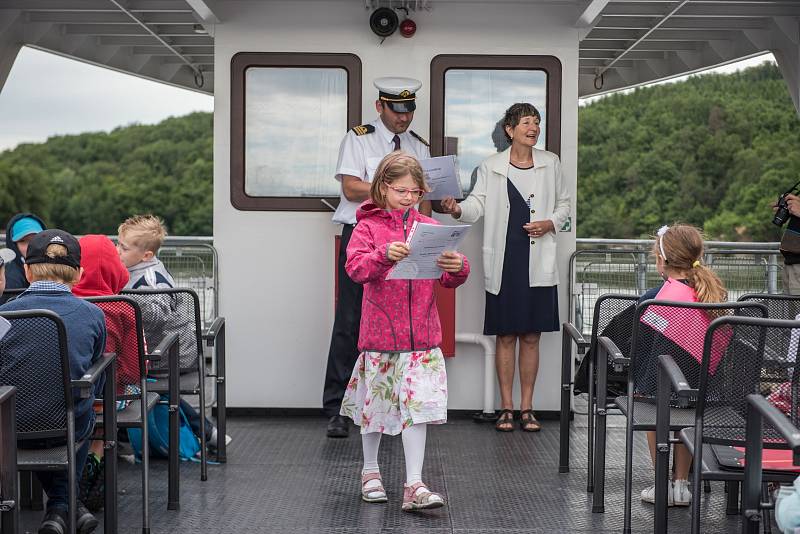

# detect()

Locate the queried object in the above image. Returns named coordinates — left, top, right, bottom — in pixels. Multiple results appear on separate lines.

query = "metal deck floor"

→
left=19, top=412, right=765, bottom=533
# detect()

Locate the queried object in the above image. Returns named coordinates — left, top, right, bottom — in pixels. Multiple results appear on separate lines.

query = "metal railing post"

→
left=767, top=254, right=779, bottom=294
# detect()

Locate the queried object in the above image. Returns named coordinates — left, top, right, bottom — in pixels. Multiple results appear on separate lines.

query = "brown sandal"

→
left=495, top=409, right=514, bottom=432
left=520, top=410, right=541, bottom=432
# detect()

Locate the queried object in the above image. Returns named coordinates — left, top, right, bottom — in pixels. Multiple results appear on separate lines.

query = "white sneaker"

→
left=641, top=482, right=674, bottom=506
left=208, top=427, right=232, bottom=449
left=672, top=479, right=692, bottom=506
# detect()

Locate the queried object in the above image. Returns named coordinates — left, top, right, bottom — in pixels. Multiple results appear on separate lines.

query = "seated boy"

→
left=0, top=229, right=106, bottom=534
left=4, top=213, right=46, bottom=290
left=72, top=234, right=136, bottom=510
left=117, top=214, right=229, bottom=450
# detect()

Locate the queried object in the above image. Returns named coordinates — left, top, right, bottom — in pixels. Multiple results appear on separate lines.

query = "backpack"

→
left=127, top=395, right=201, bottom=461
left=573, top=302, right=636, bottom=398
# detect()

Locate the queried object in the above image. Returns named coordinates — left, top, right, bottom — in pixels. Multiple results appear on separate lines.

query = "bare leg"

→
left=673, top=441, right=692, bottom=480
left=646, top=431, right=657, bottom=465
left=89, top=440, right=104, bottom=458
left=646, top=431, right=690, bottom=479
left=495, top=335, right=517, bottom=411
left=518, top=332, right=541, bottom=411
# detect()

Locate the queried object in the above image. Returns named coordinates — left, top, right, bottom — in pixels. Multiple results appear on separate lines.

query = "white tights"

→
left=361, top=423, right=427, bottom=486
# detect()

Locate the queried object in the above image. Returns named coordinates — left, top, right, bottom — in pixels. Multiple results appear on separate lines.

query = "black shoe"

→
left=326, top=415, right=349, bottom=438
left=38, top=509, right=66, bottom=534
left=83, top=456, right=105, bottom=512
left=76, top=502, right=99, bottom=534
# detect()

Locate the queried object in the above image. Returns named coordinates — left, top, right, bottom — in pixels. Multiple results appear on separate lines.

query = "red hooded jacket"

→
left=73, top=235, right=141, bottom=391
left=346, top=201, right=470, bottom=353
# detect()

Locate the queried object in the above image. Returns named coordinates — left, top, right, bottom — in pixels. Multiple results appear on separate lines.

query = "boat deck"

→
left=18, top=411, right=766, bottom=533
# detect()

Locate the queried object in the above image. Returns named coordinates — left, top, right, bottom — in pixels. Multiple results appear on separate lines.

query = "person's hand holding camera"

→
left=786, top=194, right=800, bottom=217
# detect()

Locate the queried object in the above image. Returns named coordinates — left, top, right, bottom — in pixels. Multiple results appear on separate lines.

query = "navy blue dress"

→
left=483, top=173, right=560, bottom=336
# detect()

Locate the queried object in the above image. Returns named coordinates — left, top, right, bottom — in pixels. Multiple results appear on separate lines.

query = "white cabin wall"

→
left=213, top=0, right=580, bottom=410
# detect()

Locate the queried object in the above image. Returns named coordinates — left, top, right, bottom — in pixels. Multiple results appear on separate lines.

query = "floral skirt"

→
left=340, top=348, right=447, bottom=435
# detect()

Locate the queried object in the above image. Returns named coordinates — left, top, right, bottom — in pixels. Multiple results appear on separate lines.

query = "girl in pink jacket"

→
left=340, top=151, right=469, bottom=512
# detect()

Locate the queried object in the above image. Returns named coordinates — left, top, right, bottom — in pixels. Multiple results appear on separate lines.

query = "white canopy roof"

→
left=1, top=0, right=798, bottom=107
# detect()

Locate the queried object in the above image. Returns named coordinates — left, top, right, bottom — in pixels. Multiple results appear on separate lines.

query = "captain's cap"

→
left=374, top=77, right=421, bottom=113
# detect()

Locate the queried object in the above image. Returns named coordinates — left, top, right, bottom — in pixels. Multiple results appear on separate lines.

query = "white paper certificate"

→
left=386, top=222, right=471, bottom=280
left=419, top=156, right=463, bottom=201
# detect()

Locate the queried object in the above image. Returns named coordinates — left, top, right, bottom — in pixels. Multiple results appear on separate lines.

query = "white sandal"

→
left=361, top=472, right=388, bottom=503
left=401, top=481, right=445, bottom=511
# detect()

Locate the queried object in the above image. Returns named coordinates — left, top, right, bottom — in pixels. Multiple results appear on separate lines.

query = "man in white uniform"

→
left=323, top=77, right=431, bottom=437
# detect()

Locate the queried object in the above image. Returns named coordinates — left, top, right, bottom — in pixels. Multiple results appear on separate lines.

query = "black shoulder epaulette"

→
left=351, top=124, right=375, bottom=136
left=410, top=130, right=430, bottom=147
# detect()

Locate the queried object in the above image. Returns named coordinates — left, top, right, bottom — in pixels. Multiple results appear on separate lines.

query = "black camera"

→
left=774, top=180, right=800, bottom=227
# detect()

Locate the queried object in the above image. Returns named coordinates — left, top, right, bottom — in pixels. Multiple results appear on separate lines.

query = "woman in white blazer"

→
left=441, top=103, right=570, bottom=432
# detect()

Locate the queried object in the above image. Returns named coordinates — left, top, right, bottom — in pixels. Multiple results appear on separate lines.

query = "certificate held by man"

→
left=387, top=222, right=471, bottom=280
left=419, top=155, right=463, bottom=201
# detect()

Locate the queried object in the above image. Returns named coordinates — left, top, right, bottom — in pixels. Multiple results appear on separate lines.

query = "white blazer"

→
left=457, top=146, right=571, bottom=295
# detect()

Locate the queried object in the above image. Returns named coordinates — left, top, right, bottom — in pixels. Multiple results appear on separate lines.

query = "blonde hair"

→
left=653, top=224, right=728, bottom=310
left=118, top=214, right=168, bottom=253
left=369, top=151, right=430, bottom=208
left=28, top=244, right=79, bottom=285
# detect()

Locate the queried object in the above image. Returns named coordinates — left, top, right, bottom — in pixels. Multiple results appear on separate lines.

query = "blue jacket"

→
left=0, top=289, right=107, bottom=424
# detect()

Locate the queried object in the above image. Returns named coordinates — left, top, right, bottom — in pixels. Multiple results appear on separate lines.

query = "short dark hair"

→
left=502, top=103, right=541, bottom=142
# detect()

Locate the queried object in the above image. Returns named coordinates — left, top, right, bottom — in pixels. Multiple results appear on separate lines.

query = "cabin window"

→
left=430, top=55, right=562, bottom=195
left=230, top=53, right=362, bottom=211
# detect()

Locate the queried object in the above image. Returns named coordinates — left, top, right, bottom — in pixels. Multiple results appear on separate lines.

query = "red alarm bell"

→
left=400, top=18, right=416, bottom=38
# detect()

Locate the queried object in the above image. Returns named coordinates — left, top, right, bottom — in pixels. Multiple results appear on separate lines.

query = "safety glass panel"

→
left=244, top=67, right=347, bottom=197
left=444, top=69, right=548, bottom=194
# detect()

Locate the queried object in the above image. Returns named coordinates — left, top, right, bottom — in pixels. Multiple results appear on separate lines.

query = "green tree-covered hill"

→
left=0, top=112, right=212, bottom=236
left=579, top=62, right=800, bottom=241
left=0, top=62, right=797, bottom=239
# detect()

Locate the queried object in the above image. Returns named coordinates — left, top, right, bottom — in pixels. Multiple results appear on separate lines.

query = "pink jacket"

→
left=346, top=201, right=470, bottom=353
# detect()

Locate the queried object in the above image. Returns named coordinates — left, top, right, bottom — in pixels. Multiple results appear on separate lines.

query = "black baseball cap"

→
left=25, top=230, right=81, bottom=270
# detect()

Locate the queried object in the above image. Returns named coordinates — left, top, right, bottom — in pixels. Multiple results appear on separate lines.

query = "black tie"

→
left=392, top=135, right=400, bottom=151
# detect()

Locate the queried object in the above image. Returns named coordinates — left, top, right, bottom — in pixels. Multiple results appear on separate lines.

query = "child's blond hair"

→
left=653, top=223, right=728, bottom=315
left=28, top=244, right=79, bottom=285
left=118, top=214, right=168, bottom=253
left=369, top=151, right=430, bottom=208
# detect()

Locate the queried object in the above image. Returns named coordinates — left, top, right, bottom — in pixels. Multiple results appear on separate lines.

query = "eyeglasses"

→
left=384, top=182, right=425, bottom=198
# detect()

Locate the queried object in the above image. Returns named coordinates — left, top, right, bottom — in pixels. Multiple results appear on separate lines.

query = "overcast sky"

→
left=0, top=47, right=213, bottom=152
left=0, top=47, right=777, bottom=153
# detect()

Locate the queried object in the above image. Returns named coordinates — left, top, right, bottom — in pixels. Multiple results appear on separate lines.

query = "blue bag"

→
left=128, top=396, right=201, bottom=461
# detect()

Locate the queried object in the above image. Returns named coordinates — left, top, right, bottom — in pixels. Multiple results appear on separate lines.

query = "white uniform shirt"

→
left=331, top=118, right=430, bottom=225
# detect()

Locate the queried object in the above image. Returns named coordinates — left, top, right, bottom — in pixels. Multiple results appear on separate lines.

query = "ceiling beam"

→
left=130, top=45, right=213, bottom=55
left=581, top=39, right=702, bottom=51
left=602, top=3, right=800, bottom=18
left=0, top=1, right=191, bottom=12
left=586, top=28, right=742, bottom=41
left=594, top=16, right=768, bottom=30
left=98, top=36, right=212, bottom=46
left=27, top=12, right=195, bottom=25
left=63, top=24, right=211, bottom=37
left=580, top=49, right=667, bottom=60
left=575, top=0, right=611, bottom=39
left=184, top=0, right=220, bottom=24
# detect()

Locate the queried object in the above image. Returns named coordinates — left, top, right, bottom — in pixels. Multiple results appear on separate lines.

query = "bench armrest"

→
left=658, top=354, right=698, bottom=400
left=146, top=332, right=179, bottom=363
left=72, top=353, right=116, bottom=398
left=747, top=394, right=800, bottom=452
left=203, top=316, right=226, bottom=347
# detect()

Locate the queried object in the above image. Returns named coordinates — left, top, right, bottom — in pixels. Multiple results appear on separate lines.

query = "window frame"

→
left=230, top=52, right=362, bottom=211
left=429, top=55, right=562, bottom=158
